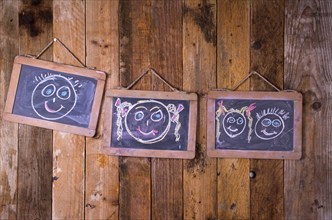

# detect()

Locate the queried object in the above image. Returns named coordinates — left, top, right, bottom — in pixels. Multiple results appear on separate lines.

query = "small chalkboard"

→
left=207, top=91, right=302, bottom=159
left=103, top=89, right=197, bottom=159
left=3, top=56, right=105, bottom=136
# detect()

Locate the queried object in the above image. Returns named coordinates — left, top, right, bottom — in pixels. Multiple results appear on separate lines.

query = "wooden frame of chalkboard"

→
left=3, top=56, right=106, bottom=137
left=103, top=89, right=197, bottom=159
left=207, top=91, right=302, bottom=159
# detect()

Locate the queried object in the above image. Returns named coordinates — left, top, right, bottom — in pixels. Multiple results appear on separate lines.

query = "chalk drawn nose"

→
left=53, top=98, right=56, bottom=102
left=146, top=120, right=149, bottom=126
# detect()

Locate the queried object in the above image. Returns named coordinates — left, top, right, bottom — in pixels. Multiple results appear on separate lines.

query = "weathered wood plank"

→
left=216, top=1, right=250, bottom=219
left=17, top=126, right=53, bottom=219
left=151, top=159, right=182, bottom=220
left=119, top=157, right=150, bottom=219
left=17, top=0, right=53, bottom=219
left=183, top=0, right=217, bottom=219
left=284, top=0, right=332, bottom=219
left=119, top=0, right=152, bottom=88
left=0, top=0, right=19, bottom=219
left=85, top=0, right=119, bottom=219
left=250, top=0, right=285, bottom=219
left=149, top=1, right=183, bottom=219
left=52, top=1, right=85, bottom=219
left=119, top=0, right=151, bottom=219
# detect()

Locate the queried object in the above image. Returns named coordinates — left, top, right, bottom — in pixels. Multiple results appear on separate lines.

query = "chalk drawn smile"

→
left=31, top=75, right=78, bottom=120
left=44, top=101, right=64, bottom=113
left=137, top=126, right=158, bottom=136
left=115, top=99, right=184, bottom=144
left=216, top=101, right=256, bottom=143
left=261, top=129, right=277, bottom=136
left=255, top=109, right=289, bottom=140
left=227, top=126, right=238, bottom=133
left=222, top=111, right=247, bottom=138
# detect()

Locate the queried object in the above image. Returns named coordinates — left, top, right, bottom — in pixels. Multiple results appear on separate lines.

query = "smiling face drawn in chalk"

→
left=115, top=98, right=184, bottom=145
left=255, top=113, right=284, bottom=140
left=216, top=101, right=256, bottom=143
left=124, top=100, right=171, bottom=144
left=31, top=75, right=77, bottom=120
left=255, top=108, right=289, bottom=140
left=222, top=111, right=246, bottom=138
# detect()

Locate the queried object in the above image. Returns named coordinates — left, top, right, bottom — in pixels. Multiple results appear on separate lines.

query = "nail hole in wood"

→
left=249, top=171, right=256, bottom=179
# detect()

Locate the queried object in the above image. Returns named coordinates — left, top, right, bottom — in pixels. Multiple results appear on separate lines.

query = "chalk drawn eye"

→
left=237, top=117, right=244, bottom=125
left=272, top=119, right=282, bottom=127
left=135, top=111, right=144, bottom=121
left=56, top=86, right=71, bottom=100
left=261, top=118, right=271, bottom=127
left=41, top=84, right=56, bottom=97
left=151, top=109, right=163, bottom=122
left=227, top=117, right=236, bottom=124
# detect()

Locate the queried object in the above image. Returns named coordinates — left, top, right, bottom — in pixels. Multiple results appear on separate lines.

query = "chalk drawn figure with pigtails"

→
left=111, top=97, right=190, bottom=150
left=215, top=100, right=256, bottom=146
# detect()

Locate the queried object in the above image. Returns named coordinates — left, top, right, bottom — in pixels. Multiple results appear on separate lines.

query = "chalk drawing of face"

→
left=124, top=100, right=171, bottom=144
left=255, top=110, right=286, bottom=140
left=222, top=111, right=246, bottom=138
left=31, top=75, right=77, bottom=120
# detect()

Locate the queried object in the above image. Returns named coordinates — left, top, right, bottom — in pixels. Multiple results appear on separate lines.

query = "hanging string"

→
left=214, top=70, right=281, bottom=92
left=231, top=71, right=281, bottom=91
left=35, top=38, right=56, bottom=59
left=125, top=68, right=180, bottom=92
left=27, top=38, right=86, bottom=68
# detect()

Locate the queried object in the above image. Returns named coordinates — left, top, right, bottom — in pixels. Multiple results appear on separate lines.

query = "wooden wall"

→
left=0, top=0, right=331, bottom=219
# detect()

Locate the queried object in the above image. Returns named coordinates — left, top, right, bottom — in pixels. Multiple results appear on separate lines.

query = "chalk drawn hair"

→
left=33, top=73, right=82, bottom=91
left=256, top=107, right=290, bottom=121
left=216, top=101, right=256, bottom=143
left=114, top=98, right=133, bottom=141
left=114, top=98, right=184, bottom=144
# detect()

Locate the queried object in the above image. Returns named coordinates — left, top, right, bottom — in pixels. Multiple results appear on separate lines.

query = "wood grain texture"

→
left=17, top=126, right=53, bottom=219
left=149, top=1, right=183, bottom=219
left=1, top=1, right=332, bottom=219
left=183, top=0, right=217, bottom=219
left=216, top=1, right=250, bottom=219
left=52, top=1, right=85, bottom=219
left=119, top=157, right=151, bottom=219
left=17, top=0, right=53, bottom=219
left=119, top=0, right=151, bottom=219
left=284, top=0, right=332, bottom=219
left=0, top=0, right=19, bottom=219
left=152, top=158, right=183, bottom=219
left=120, top=0, right=152, bottom=88
left=250, top=0, right=284, bottom=219
left=85, top=0, right=119, bottom=219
